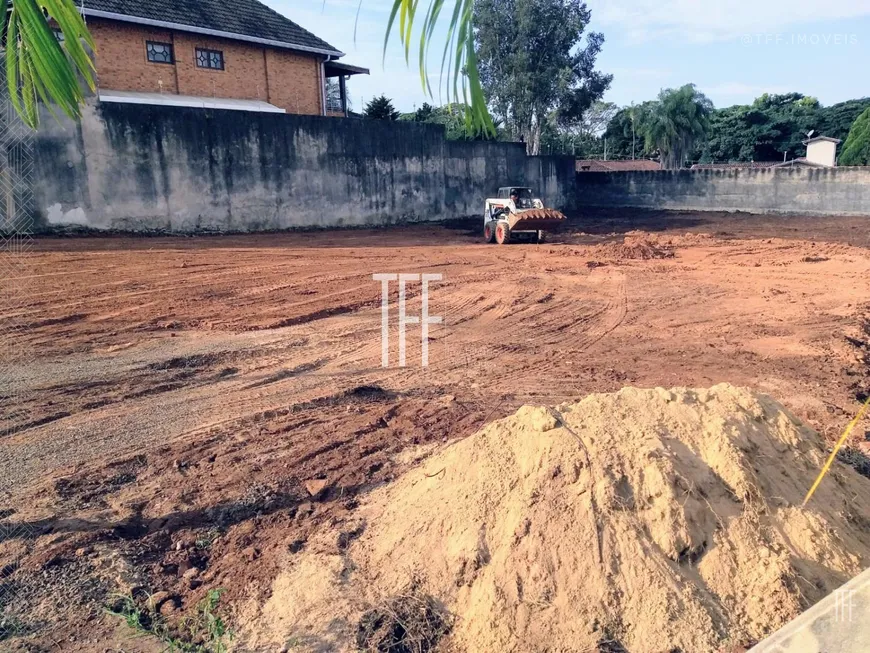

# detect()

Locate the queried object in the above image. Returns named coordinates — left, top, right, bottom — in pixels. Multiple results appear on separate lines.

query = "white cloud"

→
left=587, top=0, right=870, bottom=43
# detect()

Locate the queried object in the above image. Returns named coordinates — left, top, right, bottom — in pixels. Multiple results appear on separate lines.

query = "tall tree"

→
left=817, top=98, right=870, bottom=143
left=640, top=84, right=712, bottom=169
left=364, top=95, right=400, bottom=121
left=412, top=103, right=437, bottom=122
left=840, top=107, right=870, bottom=166
left=579, top=101, right=618, bottom=137
left=750, top=93, right=819, bottom=160
left=604, top=102, right=656, bottom=160
left=474, top=0, right=611, bottom=154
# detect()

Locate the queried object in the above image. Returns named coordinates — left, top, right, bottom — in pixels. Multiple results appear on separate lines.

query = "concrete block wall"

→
left=32, top=102, right=576, bottom=231
left=577, top=168, right=870, bottom=216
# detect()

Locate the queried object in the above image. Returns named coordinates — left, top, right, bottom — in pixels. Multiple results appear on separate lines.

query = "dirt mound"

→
left=594, top=232, right=676, bottom=260
left=229, top=386, right=870, bottom=651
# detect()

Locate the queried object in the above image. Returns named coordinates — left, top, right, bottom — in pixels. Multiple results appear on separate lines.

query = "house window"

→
left=195, top=48, right=224, bottom=70
left=146, top=41, right=174, bottom=64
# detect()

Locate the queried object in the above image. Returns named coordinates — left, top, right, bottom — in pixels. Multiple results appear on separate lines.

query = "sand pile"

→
left=243, top=385, right=870, bottom=652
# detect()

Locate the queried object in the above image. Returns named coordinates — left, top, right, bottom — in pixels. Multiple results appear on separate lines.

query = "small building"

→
left=801, top=136, right=841, bottom=167
left=76, top=0, right=368, bottom=116
left=576, top=159, right=661, bottom=172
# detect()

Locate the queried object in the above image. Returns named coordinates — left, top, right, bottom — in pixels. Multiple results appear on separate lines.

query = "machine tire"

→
left=537, top=230, right=547, bottom=244
left=495, top=222, right=511, bottom=245
left=484, top=222, right=495, bottom=243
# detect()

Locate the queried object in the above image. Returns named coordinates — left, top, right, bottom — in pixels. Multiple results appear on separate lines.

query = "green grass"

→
left=107, top=588, right=233, bottom=653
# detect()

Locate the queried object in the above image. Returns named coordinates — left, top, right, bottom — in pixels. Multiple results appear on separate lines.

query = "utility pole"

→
left=631, top=101, right=636, bottom=160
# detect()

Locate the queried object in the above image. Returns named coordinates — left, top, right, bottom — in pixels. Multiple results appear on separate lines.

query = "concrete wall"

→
left=33, top=102, right=576, bottom=231
left=577, top=168, right=870, bottom=216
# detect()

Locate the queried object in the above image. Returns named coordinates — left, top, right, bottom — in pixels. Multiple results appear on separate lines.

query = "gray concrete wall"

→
left=577, top=168, right=870, bottom=216
left=751, top=566, right=870, bottom=653
left=32, top=102, right=576, bottom=231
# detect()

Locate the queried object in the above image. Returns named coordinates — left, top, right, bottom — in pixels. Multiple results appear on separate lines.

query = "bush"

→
left=840, top=107, right=870, bottom=165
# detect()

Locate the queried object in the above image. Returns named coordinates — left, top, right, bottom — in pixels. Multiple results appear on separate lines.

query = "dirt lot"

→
left=1, top=208, right=870, bottom=651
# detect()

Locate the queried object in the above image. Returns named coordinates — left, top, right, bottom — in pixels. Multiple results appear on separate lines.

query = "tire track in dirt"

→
left=485, top=269, right=628, bottom=403
left=573, top=268, right=629, bottom=352
left=6, top=221, right=870, bottom=649
left=7, top=226, right=870, bottom=498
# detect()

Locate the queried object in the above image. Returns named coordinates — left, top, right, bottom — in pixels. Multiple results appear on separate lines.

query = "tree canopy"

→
left=637, top=85, right=713, bottom=170
left=474, top=0, right=611, bottom=154
left=399, top=103, right=502, bottom=141
left=364, top=95, right=401, bottom=121
left=691, top=94, right=870, bottom=164
left=595, top=93, right=870, bottom=166
left=602, top=102, right=656, bottom=160
left=840, top=107, right=870, bottom=166
left=411, top=103, right=437, bottom=123
left=817, top=98, right=870, bottom=142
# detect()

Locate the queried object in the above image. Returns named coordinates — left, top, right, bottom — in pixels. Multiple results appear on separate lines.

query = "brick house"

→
left=73, top=0, right=368, bottom=115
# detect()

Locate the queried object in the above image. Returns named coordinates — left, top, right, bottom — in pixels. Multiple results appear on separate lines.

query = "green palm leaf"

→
left=386, top=0, right=494, bottom=136
left=2, top=0, right=96, bottom=129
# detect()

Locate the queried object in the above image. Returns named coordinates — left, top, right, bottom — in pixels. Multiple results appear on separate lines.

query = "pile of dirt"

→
left=237, top=385, right=870, bottom=652
left=657, top=231, right=716, bottom=247
left=593, top=232, right=676, bottom=261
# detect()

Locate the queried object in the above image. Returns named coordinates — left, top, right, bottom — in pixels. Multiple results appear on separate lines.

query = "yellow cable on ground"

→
left=803, top=395, right=870, bottom=507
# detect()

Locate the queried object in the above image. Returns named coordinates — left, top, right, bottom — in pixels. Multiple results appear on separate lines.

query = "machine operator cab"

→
left=499, top=187, right=535, bottom=210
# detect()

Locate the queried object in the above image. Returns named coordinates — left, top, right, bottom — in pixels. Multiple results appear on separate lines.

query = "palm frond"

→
left=386, top=0, right=494, bottom=136
left=3, top=0, right=96, bottom=129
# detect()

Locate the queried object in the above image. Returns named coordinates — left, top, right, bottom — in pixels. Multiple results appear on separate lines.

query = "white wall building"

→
left=803, top=136, right=841, bottom=167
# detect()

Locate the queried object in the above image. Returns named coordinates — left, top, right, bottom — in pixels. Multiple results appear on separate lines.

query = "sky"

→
left=267, top=0, right=870, bottom=112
